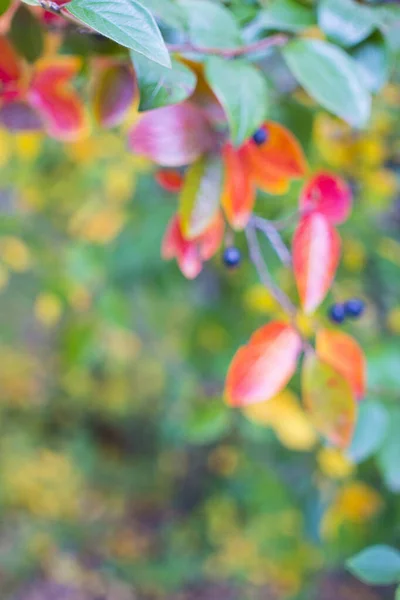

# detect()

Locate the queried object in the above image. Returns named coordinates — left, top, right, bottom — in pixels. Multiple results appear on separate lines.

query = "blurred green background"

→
left=0, top=87, right=400, bottom=600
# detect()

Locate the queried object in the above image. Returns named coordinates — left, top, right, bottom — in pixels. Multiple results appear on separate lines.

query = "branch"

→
left=251, top=216, right=292, bottom=267
left=245, top=222, right=296, bottom=317
left=166, top=34, right=289, bottom=58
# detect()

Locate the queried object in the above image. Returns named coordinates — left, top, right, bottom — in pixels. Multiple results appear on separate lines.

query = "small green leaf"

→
left=179, top=153, right=223, bottom=239
left=9, top=4, right=43, bottom=63
left=346, top=545, right=400, bottom=585
left=132, top=53, right=196, bottom=111
left=318, top=0, right=376, bottom=47
left=258, top=0, right=316, bottom=33
left=283, top=38, right=371, bottom=128
left=377, top=406, right=400, bottom=493
left=0, top=0, right=12, bottom=16
left=205, top=56, right=269, bottom=146
left=351, top=32, right=389, bottom=92
left=347, top=400, right=388, bottom=463
left=185, top=401, right=231, bottom=445
left=142, top=0, right=187, bottom=30
left=68, top=0, right=171, bottom=67
left=178, top=0, right=242, bottom=49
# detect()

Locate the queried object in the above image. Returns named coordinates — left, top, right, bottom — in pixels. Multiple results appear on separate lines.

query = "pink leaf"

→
left=300, top=171, right=352, bottom=224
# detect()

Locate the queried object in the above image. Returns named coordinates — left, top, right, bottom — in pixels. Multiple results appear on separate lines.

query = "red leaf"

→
left=128, top=102, right=216, bottom=167
left=255, top=121, right=307, bottom=179
left=155, top=169, right=184, bottom=193
left=225, top=321, right=302, bottom=407
left=92, top=64, right=136, bottom=128
left=221, top=143, right=255, bottom=230
left=0, top=36, right=21, bottom=88
left=302, top=351, right=357, bottom=448
left=28, top=57, right=87, bottom=141
left=316, top=328, right=366, bottom=400
left=300, top=171, right=352, bottom=224
left=293, top=212, right=341, bottom=314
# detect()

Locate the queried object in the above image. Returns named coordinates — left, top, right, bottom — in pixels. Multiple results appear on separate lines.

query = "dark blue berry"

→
left=329, top=303, right=346, bottom=324
left=223, top=247, right=241, bottom=269
left=252, top=127, right=268, bottom=145
left=344, top=298, right=365, bottom=318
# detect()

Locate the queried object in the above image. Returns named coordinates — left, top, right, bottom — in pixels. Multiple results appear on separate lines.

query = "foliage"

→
left=0, top=0, right=400, bottom=598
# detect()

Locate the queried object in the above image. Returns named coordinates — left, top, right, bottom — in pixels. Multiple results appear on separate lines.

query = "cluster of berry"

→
left=329, top=299, right=365, bottom=323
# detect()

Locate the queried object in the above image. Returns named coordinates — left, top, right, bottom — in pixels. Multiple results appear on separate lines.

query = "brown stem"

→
left=245, top=222, right=296, bottom=316
left=166, top=34, right=289, bottom=58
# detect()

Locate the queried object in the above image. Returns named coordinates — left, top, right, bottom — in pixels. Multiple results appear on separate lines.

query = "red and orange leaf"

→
left=155, top=169, right=184, bottom=193
left=240, top=142, right=290, bottom=195
left=129, top=102, right=216, bottom=167
left=0, top=36, right=21, bottom=87
left=29, top=58, right=87, bottom=141
left=256, top=121, right=307, bottom=179
left=92, top=64, right=136, bottom=128
left=316, top=328, right=366, bottom=400
left=300, top=171, right=352, bottom=225
left=221, top=143, right=255, bottom=230
left=293, top=212, right=341, bottom=314
left=302, top=351, right=357, bottom=448
left=225, top=321, right=302, bottom=407
left=198, top=211, right=224, bottom=261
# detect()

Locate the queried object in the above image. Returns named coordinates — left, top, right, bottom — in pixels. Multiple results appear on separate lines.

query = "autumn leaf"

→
left=255, top=121, right=307, bottom=179
left=92, top=63, right=137, bottom=128
left=128, top=101, right=216, bottom=167
left=300, top=171, right=353, bottom=224
left=293, top=212, right=341, bottom=314
left=221, top=142, right=255, bottom=230
left=316, top=328, right=366, bottom=399
left=225, top=321, right=302, bottom=407
left=302, top=351, right=357, bottom=448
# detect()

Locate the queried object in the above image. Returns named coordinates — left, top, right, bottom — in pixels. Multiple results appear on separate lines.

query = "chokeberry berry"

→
left=252, top=127, right=268, bottom=146
left=223, top=246, right=241, bottom=269
left=344, top=298, right=365, bottom=318
left=328, top=303, right=346, bottom=324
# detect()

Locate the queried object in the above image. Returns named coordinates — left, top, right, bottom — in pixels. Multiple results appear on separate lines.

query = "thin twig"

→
left=268, top=211, right=301, bottom=231
left=245, top=223, right=296, bottom=316
left=251, top=215, right=292, bottom=267
left=166, top=34, right=289, bottom=58
left=39, top=1, right=95, bottom=31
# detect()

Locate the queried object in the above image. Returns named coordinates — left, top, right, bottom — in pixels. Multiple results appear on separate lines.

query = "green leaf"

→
left=178, top=0, right=242, bottom=49
left=0, top=0, right=12, bottom=16
left=132, top=53, right=196, bottom=111
left=347, top=400, right=388, bottom=463
left=377, top=407, right=400, bottom=493
left=20, top=0, right=40, bottom=5
left=396, top=585, right=400, bottom=600
left=346, top=545, right=400, bottom=585
left=179, top=153, right=223, bottom=239
left=142, top=0, right=187, bottom=30
left=68, top=0, right=171, bottom=67
left=205, top=56, right=269, bottom=146
left=9, top=4, right=44, bottom=63
left=258, top=0, right=316, bottom=33
left=351, top=32, right=389, bottom=92
left=367, top=341, right=400, bottom=391
left=317, top=0, right=376, bottom=47
left=283, top=39, right=371, bottom=128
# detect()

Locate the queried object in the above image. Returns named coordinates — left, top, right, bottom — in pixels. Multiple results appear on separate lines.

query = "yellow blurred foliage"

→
left=69, top=204, right=125, bottom=244
left=14, top=133, right=42, bottom=161
left=0, top=263, right=9, bottom=291
left=321, top=482, right=382, bottom=538
left=35, top=292, right=63, bottom=327
left=317, top=447, right=354, bottom=479
left=0, top=236, right=31, bottom=272
left=243, top=283, right=279, bottom=314
left=387, top=306, right=400, bottom=334
left=0, top=128, right=11, bottom=166
left=243, top=390, right=317, bottom=451
left=342, top=238, right=367, bottom=272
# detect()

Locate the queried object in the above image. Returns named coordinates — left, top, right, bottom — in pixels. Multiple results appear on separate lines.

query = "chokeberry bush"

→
left=0, top=0, right=400, bottom=598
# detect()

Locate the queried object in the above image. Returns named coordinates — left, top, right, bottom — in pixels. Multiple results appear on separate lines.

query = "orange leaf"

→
left=300, top=171, right=352, bottom=224
left=302, top=352, right=357, bottom=448
left=28, top=57, right=87, bottom=141
left=256, top=121, right=307, bottom=179
left=225, top=321, right=302, bottom=407
left=316, top=328, right=366, bottom=400
left=221, top=143, right=255, bottom=230
left=240, top=142, right=290, bottom=195
left=155, top=169, right=184, bottom=193
left=293, top=212, right=341, bottom=314
left=0, top=36, right=21, bottom=88
left=161, top=214, right=202, bottom=279
left=92, top=64, right=136, bottom=128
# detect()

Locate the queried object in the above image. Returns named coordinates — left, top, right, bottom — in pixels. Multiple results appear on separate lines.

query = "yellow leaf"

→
left=0, top=237, right=31, bottom=272
left=302, top=352, right=357, bottom=448
left=34, top=293, right=62, bottom=327
left=317, top=447, right=354, bottom=479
